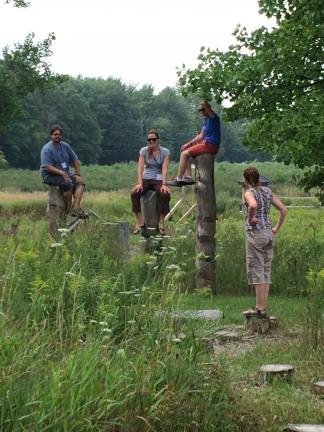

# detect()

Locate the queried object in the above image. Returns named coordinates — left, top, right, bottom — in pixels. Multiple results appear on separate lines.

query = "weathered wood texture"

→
left=141, top=190, right=158, bottom=237
left=101, top=222, right=129, bottom=256
left=313, top=380, right=324, bottom=395
left=46, top=186, right=67, bottom=235
left=195, top=154, right=216, bottom=293
left=283, top=425, right=324, bottom=432
left=259, top=364, right=294, bottom=385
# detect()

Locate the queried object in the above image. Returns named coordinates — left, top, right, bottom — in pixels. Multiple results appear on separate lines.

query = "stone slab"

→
left=155, top=309, right=223, bottom=320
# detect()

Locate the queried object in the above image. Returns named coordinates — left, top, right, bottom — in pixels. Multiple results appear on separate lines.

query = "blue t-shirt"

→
left=203, top=114, right=221, bottom=147
left=139, top=146, right=170, bottom=180
left=40, top=141, right=78, bottom=179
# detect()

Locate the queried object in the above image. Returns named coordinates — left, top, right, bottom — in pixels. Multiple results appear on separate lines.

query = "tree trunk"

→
left=195, top=154, right=216, bottom=293
left=46, top=186, right=67, bottom=235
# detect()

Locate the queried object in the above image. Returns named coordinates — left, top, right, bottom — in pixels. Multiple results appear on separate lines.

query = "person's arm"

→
left=181, top=129, right=205, bottom=151
left=271, top=193, right=288, bottom=234
left=72, top=159, right=81, bottom=174
left=133, top=154, right=145, bottom=192
left=244, top=190, right=260, bottom=226
left=44, top=165, right=70, bottom=182
left=161, top=154, right=170, bottom=193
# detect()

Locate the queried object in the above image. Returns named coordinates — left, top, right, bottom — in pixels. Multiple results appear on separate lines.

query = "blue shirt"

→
left=203, top=114, right=221, bottom=147
left=40, top=141, right=78, bottom=179
left=139, top=146, right=170, bottom=180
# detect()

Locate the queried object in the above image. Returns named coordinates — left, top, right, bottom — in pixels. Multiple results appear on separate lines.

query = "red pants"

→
left=185, top=140, right=219, bottom=157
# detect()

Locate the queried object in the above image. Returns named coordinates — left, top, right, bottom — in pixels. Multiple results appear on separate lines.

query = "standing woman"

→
left=243, top=167, right=288, bottom=316
left=131, top=129, right=171, bottom=235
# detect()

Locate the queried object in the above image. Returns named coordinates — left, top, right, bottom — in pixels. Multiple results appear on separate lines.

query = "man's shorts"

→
left=186, top=140, right=219, bottom=157
left=44, top=174, right=81, bottom=192
left=246, top=228, right=275, bottom=285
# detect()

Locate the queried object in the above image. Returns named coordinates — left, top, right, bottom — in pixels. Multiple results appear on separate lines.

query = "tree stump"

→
left=258, top=364, right=294, bottom=385
left=141, top=190, right=158, bottom=237
left=101, top=222, right=129, bottom=256
left=243, top=313, right=270, bottom=334
left=283, top=425, right=324, bottom=432
left=313, top=380, right=324, bottom=395
left=195, top=154, right=216, bottom=293
left=46, top=186, right=67, bottom=235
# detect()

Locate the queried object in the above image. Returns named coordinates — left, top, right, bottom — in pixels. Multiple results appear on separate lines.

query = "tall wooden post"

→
left=195, top=154, right=216, bottom=293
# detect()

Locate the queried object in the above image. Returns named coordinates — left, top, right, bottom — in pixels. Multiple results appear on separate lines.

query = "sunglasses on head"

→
left=147, top=138, right=157, bottom=142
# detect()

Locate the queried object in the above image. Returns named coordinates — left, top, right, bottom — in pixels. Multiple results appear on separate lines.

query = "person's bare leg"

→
left=72, top=184, right=84, bottom=209
left=62, top=190, right=73, bottom=212
left=135, top=212, right=143, bottom=227
left=255, top=283, right=270, bottom=310
left=177, top=151, right=190, bottom=179
left=183, top=159, right=192, bottom=178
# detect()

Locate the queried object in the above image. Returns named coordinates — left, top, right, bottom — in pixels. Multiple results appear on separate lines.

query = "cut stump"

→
left=46, top=186, right=67, bottom=235
left=259, top=364, right=294, bottom=385
left=101, top=222, right=129, bottom=256
left=283, top=425, right=324, bottom=432
left=313, top=380, right=324, bottom=395
left=243, top=313, right=270, bottom=334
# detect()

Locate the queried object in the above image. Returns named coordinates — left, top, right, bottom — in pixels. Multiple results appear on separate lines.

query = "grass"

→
left=0, top=167, right=323, bottom=430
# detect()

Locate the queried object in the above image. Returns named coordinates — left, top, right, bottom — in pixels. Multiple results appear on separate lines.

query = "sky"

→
left=0, top=0, right=272, bottom=92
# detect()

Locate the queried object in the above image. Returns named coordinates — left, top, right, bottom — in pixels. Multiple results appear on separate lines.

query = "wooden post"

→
left=141, top=190, right=159, bottom=237
left=195, top=154, right=216, bottom=293
left=46, top=186, right=67, bottom=235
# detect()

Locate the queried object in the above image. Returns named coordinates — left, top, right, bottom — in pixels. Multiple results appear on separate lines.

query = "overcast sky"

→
left=0, top=0, right=272, bottom=92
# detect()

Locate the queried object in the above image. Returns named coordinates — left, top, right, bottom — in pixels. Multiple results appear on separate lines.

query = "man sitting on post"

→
left=168, top=99, right=221, bottom=187
left=40, top=126, right=85, bottom=217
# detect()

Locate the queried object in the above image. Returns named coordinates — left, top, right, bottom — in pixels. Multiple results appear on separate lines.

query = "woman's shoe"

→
left=133, top=225, right=144, bottom=234
left=158, top=225, right=166, bottom=236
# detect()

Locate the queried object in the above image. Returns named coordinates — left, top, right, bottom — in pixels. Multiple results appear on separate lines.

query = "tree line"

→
left=0, top=77, right=267, bottom=169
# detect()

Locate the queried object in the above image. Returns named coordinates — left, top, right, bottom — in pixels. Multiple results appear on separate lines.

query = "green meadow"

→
left=0, top=162, right=323, bottom=431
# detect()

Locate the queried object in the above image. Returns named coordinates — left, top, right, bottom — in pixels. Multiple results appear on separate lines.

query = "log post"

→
left=46, top=186, right=67, bottom=235
left=141, top=190, right=159, bottom=237
left=195, top=154, right=216, bottom=293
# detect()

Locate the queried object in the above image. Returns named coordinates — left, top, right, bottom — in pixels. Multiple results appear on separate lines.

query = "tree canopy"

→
left=0, top=77, right=264, bottom=168
left=0, top=33, right=66, bottom=132
left=178, top=0, right=324, bottom=201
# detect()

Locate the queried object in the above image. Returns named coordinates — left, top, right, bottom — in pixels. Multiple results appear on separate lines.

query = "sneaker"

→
left=166, top=178, right=183, bottom=187
left=257, top=309, right=268, bottom=318
left=181, top=176, right=195, bottom=185
left=243, top=307, right=258, bottom=316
